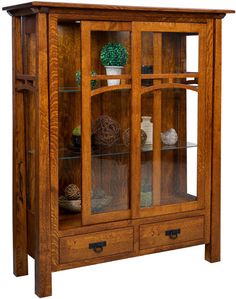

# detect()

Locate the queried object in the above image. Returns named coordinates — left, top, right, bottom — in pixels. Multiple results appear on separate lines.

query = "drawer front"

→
left=60, top=227, right=134, bottom=264
left=140, top=217, right=204, bottom=250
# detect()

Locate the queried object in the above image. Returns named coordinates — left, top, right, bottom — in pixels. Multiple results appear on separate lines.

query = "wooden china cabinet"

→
left=4, top=2, right=234, bottom=297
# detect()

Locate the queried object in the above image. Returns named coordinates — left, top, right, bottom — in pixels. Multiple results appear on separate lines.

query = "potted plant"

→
left=75, top=70, right=97, bottom=90
left=72, top=125, right=81, bottom=149
left=100, top=42, right=128, bottom=86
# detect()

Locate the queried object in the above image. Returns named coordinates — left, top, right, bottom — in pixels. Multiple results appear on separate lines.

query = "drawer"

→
left=140, top=217, right=204, bottom=250
left=60, top=227, right=134, bottom=264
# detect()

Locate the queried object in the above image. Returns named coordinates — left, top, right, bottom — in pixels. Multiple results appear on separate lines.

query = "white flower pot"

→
left=104, top=66, right=123, bottom=86
left=141, top=116, right=153, bottom=145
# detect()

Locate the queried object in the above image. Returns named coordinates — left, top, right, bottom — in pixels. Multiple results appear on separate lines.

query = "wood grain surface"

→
left=12, top=16, right=28, bottom=277
left=3, top=2, right=234, bottom=14
left=60, top=227, right=134, bottom=264
left=34, top=13, right=52, bottom=297
left=140, top=216, right=204, bottom=250
left=205, top=19, right=222, bottom=263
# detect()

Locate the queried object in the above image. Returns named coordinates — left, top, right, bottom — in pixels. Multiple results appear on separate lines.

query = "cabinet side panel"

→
left=21, top=14, right=37, bottom=259
left=12, top=16, right=28, bottom=277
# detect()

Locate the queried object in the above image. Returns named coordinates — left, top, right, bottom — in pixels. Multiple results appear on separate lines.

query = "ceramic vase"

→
left=141, top=116, right=153, bottom=145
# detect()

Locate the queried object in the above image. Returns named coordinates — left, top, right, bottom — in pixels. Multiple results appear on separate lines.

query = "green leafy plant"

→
left=75, top=70, right=97, bottom=90
left=100, top=42, right=128, bottom=66
left=72, top=126, right=81, bottom=136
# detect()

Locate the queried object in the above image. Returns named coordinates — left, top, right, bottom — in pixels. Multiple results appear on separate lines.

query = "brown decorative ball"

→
left=92, top=115, right=120, bottom=147
left=64, top=184, right=81, bottom=200
left=122, top=128, right=147, bottom=147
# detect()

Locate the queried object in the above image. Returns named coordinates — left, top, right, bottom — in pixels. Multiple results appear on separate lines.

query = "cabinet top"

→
left=3, top=1, right=235, bottom=17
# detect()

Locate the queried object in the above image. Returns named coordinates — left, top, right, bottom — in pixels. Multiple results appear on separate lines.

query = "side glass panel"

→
left=140, top=32, right=199, bottom=208
left=57, top=22, right=82, bottom=223
left=90, top=29, right=131, bottom=214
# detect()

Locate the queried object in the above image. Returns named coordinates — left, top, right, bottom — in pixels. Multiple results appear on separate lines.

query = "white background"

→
left=0, top=0, right=235, bottom=298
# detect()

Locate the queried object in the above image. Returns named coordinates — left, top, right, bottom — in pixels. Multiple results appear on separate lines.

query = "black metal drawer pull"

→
left=165, top=229, right=181, bottom=240
left=89, top=241, right=107, bottom=253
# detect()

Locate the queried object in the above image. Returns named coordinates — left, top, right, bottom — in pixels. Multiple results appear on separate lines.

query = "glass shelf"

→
left=58, top=142, right=197, bottom=160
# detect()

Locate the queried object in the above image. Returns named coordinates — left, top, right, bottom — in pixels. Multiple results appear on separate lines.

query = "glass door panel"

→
left=91, top=30, right=131, bottom=83
left=135, top=23, right=206, bottom=215
left=140, top=90, right=198, bottom=207
left=141, top=32, right=199, bottom=76
left=57, top=21, right=82, bottom=225
left=91, top=91, right=131, bottom=214
left=81, top=21, right=132, bottom=224
left=90, top=28, right=131, bottom=214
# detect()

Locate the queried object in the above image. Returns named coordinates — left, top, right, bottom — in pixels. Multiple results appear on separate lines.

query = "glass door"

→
left=132, top=22, right=207, bottom=218
left=81, top=21, right=132, bottom=225
left=56, top=19, right=208, bottom=228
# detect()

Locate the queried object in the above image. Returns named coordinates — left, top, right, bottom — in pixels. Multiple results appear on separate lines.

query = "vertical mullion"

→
left=152, top=33, right=162, bottom=206
left=131, top=23, right=141, bottom=218
left=81, top=21, right=92, bottom=225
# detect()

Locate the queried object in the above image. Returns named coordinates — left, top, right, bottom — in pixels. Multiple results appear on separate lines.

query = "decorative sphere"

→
left=64, top=184, right=81, bottom=200
left=92, top=115, right=120, bottom=147
left=122, top=128, right=147, bottom=147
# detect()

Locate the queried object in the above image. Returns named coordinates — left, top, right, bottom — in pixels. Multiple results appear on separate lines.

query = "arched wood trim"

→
left=141, top=83, right=198, bottom=95
left=91, top=84, right=131, bottom=96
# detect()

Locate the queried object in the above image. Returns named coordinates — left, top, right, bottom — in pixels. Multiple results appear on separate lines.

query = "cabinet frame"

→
left=4, top=2, right=234, bottom=297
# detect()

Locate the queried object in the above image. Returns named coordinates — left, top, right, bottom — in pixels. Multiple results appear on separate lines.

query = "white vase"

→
left=141, top=116, right=153, bottom=145
left=104, top=66, right=123, bottom=86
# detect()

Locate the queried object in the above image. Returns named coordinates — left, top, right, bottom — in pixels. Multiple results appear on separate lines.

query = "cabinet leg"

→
left=205, top=241, right=220, bottom=263
left=34, top=12, right=52, bottom=298
left=13, top=159, right=28, bottom=277
left=35, top=262, right=52, bottom=297
left=13, top=205, right=28, bottom=277
left=205, top=191, right=221, bottom=263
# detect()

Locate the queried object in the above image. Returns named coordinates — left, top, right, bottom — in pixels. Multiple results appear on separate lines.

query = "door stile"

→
left=48, top=14, right=60, bottom=270
left=152, top=33, right=162, bottom=206
left=196, top=26, right=208, bottom=210
left=81, top=21, right=92, bottom=225
left=131, top=23, right=141, bottom=219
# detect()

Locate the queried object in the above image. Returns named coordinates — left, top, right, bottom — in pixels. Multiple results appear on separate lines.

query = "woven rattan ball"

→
left=122, top=128, right=147, bottom=147
left=64, top=184, right=81, bottom=200
left=92, top=115, right=120, bottom=147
